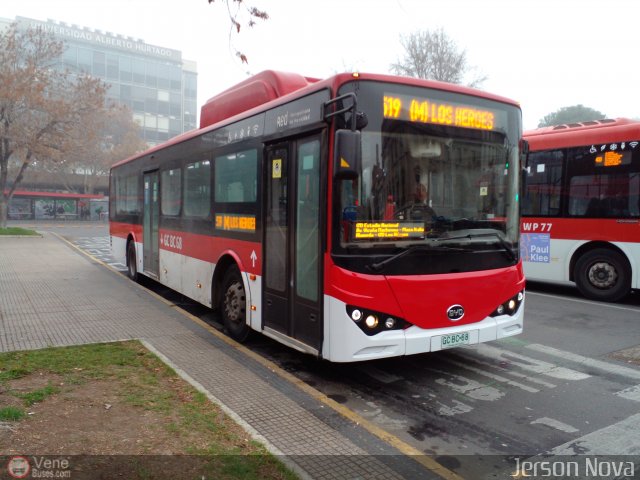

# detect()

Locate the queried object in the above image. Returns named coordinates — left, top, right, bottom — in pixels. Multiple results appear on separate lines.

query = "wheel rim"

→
left=587, top=261, right=617, bottom=289
left=224, top=281, right=245, bottom=325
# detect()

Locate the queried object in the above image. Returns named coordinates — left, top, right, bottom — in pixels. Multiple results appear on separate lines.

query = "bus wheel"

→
left=127, top=241, right=138, bottom=282
left=574, top=249, right=630, bottom=302
left=221, top=267, right=251, bottom=342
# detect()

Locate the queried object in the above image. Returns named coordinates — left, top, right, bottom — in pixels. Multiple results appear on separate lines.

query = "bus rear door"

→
left=143, top=170, right=160, bottom=278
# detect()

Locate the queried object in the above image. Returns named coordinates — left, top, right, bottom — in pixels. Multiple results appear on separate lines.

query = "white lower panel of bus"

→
left=112, top=237, right=262, bottom=327
left=523, top=239, right=640, bottom=289
left=159, top=249, right=216, bottom=307
left=323, top=295, right=524, bottom=363
left=110, top=235, right=128, bottom=266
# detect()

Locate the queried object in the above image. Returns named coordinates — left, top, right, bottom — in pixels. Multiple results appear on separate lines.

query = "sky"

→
left=2, top=0, right=638, bottom=130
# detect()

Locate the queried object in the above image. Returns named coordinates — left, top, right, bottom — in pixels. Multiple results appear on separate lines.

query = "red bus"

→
left=521, top=118, right=640, bottom=302
left=110, top=70, right=525, bottom=362
left=7, top=190, right=106, bottom=220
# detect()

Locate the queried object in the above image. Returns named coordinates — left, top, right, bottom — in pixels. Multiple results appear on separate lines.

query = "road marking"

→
left=550, top=413, right=640, bottom=455
left=526, top=343, right=640, bottom=381
left=442, top=356, right=541, bottom=393
left=435, top=372, right=505, bottom=401
left=107, top=262, right=127, bottom=271
left=531, top=417, right=579, bottom=433
left=615, top=384, right=640, bottom=402
left=527, top=291, right=640, bottom=313
left=455, top=352, right=557, bottom=389
left=474, top=344, right=591, bottom=380
left=438, top=399, right=473, bottom=417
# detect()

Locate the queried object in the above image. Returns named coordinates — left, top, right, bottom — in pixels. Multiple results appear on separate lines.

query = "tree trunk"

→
left=0, top=196, right=8, bottom=229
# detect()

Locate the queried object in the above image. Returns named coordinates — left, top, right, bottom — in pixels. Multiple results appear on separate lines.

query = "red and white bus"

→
left=110, top=70, right=525, bottom=362
left=521, top=118, right=640, bottom=302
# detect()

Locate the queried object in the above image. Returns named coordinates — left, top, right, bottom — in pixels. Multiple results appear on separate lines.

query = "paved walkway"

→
left=0, top=233, right=442, bottom=479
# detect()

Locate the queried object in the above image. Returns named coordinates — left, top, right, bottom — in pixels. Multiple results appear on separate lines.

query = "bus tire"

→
left=574, top=248, right=630, bottom=302
left=127, top=241, right=139, bottom=282
left=221, top=266, right=251, bottom=342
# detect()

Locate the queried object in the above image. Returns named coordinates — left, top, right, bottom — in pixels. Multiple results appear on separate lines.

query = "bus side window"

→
left=523, top=151, right=563, bottom=216
left=631, top=174, right=640, bottom=217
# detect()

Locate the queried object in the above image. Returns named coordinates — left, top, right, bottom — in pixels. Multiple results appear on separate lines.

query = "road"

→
left=241, top=288, right=640, bottom=477
left=35, top=223, right=640, bottom=478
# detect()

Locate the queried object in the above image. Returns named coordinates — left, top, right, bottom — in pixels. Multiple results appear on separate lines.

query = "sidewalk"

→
left=0, top=233, right=443, bottom=480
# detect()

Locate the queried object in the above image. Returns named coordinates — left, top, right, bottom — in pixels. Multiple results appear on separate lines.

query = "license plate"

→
left=440, top=331, right=470, bottom=349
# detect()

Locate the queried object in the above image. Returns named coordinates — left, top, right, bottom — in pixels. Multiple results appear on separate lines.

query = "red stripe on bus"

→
left=110, top=222, right=262, bottom=274
left=158, top=228, right=262, bottom=274
left=110, top=221, right=143, bottom=240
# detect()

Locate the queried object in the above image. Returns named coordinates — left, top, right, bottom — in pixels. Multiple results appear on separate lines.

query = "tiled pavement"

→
left=0, top=233, right=441, bottom=479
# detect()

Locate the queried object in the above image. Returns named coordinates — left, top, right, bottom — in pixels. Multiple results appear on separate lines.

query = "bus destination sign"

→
left=384, top=93, right=497, bottom=131
left=594, top=150, right=631, bottom=168
left=215, top=214, right=256, bottom=233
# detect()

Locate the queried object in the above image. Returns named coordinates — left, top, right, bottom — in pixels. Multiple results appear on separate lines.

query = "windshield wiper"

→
left=433, top=231, right=516, bottom=262
left=367, top=244, right=467, bottom=272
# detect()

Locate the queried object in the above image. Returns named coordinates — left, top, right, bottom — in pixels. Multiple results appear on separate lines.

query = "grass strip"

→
left=0, top=227, right=39, bottom=236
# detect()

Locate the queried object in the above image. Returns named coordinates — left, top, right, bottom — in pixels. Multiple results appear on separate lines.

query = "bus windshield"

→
left=334, top=82, right=521, bottom=274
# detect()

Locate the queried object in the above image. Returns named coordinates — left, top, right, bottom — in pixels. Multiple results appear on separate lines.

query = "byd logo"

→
left=446, top=305, right=465, bottom=321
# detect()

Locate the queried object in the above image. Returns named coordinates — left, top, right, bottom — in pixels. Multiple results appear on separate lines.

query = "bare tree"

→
left=207, top=0, right=269, bottom=64
left=0, top=23, right=106, bottom=227
left=391, top=28, right=487, bottom=88
left=49, top=103, right=146, bottom=194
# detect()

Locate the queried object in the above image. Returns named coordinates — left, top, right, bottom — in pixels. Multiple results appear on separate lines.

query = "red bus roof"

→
left=113, top=70, right=521, bottom=169
left=524, top=118, right=640, bottom=151
left=200, top=70, right=321, bottom=129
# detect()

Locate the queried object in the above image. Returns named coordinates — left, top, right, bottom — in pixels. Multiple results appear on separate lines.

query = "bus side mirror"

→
left=334, top=129, right=361, bottom=179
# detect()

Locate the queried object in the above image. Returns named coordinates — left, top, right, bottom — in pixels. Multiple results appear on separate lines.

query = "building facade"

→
left=4, top=16, right=198, bottom=146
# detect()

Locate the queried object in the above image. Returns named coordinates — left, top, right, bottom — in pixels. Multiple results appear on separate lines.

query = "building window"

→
left=133, top=61, right=145, bottom=84
left=63, top=45, right=77, bottom=69
left=106, top=55, right=119, bottom=80
left=120, top=56, right=132, bottom=82
left=145, top=61, right=158, bottom=88
left=157, top=117, right=169, bottom=132
left=77, top=48, right=91, bottom=73
left=92, top=51, right=105, bottom=77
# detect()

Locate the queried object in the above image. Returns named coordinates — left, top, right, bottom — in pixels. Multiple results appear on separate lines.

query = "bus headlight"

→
left=346, top=305, right=410, bottom=336
left=490, top=290, right=524, bottom=317
left=365, top=315, right=378, bottom=329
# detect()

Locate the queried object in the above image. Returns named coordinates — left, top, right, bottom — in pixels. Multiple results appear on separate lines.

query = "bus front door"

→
left=263, top=137, right=323, bottom=354
left=143, top=171, right=160, bottom=278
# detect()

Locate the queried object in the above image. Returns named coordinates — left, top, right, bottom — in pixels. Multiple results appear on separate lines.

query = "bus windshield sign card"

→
left=352, top=221, right=424, bottom=240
